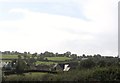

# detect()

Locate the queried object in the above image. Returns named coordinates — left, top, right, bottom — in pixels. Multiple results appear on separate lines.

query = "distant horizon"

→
left=0, top=50, right=118, bottom=57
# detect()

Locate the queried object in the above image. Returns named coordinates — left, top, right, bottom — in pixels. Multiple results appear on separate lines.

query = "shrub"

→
left=79, top=59, right=96, bottom=69
left=92, top=67, right=120, bottom=81
left=97, top=60, right=106, bottom=67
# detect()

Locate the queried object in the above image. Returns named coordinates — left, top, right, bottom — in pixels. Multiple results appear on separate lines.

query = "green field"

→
left=46, top=57, right=71, bottom=61
left=2, top=55, right=18, bottom=59
left=4, top=72, right=48, bottom=81
left=35, top=61, right=56, bottom=65
left=2, top=55, right=71, bottom=63
left=2, top=55, right=71, bottom=61
left=2, top=60, right=12, bottom=62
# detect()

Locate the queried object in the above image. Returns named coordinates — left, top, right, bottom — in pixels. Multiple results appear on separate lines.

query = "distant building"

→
left=0, top=62, right=8, bottom=68
left=1, top=62, right=12, bottom=70
left=63, top=64, right=70, bottom=71
left=52, top=63, right=63, bottom=72
left=52, top=63, right=70, bottom=72
left=81, top=58, right=88, bottom=60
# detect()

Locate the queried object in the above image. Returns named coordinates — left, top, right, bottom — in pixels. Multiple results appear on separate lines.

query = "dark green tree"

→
left=97, top=60, right=106, bottom=67
left=80, top=59, right=96, bottom=69
left=16, top=55, right=26, bottom=73
left=64, top=51, right=71, bottom=57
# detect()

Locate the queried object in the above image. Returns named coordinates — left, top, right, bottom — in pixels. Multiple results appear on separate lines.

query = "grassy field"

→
left=2, top=54, right=71, bottom=60
left=4, top=72, right=48, bottom=81
left=2, top=55, right=18, bottom=59
left=46, top=57, right=71, bottom=61
left=2, top=60, right=12, bottom=62
left=35, top=61, right=56, bottom=65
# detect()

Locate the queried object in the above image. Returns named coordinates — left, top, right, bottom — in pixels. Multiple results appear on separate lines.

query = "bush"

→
left=42, top=67, right=120, bottom=81
left=92, top=67, right=120, bottom=81
left=79, top=59, right=96, bottom=69
left=97, top=60, right=106, bottom=67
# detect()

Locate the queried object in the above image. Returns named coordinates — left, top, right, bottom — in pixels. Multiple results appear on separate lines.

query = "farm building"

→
left=1, top=62, right=12, bottom=70
left=81, top=58, right=88, bottom=60
left=52, top=63, right=70, bottom=72
left=63, top=64, right=70, bottom=71
left=51, top=63, right=63, bottom=72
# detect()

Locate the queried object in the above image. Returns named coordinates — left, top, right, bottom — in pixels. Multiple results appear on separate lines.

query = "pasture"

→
left=46, top=57, right=71, bottom=61
left=4, top=72, right=48, bottom=81
left=2, top=55, right=18, bottom=59
left=35, top=61, right=56, bottom=65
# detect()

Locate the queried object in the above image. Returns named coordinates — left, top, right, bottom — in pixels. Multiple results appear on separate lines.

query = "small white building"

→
left=63, top=64, right=70, bottom=71
left=52, top=63, right=70, bottom=72
left=81, top=58, right=88, bottom=60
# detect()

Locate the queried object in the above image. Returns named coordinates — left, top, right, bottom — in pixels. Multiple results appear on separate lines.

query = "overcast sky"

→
left=0, top=0, right=119, bottom=56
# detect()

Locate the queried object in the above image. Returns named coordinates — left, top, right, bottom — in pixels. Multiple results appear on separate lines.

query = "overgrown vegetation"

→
left=4, top=72, right=47, bottom=81
left=3, top=66, right=120, bottom=81
left=1, top=51, right=120, bottom=81
left=46, top=57, right=71, bottom=61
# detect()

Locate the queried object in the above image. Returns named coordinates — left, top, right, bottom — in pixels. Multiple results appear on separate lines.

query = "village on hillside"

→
left=0, top=51, right=120, bottom=81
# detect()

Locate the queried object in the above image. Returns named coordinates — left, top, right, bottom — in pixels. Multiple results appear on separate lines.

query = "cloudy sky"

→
left=0, top=0, right=119, bottom=56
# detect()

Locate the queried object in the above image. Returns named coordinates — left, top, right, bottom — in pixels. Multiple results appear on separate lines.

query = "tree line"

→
left=1, top=51, right=118, bottom=59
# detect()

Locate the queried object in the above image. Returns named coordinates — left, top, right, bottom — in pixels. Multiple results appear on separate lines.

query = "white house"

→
left=63, top=64, right=70, bottom=71
left=52, top=63, right=70, bottom=72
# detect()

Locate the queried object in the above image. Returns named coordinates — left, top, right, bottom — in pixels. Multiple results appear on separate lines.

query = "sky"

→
left=0, top=0, right=119, bottom=56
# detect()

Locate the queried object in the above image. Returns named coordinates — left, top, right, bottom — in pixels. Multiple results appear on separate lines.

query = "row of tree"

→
left=2, top=51, right=117, bottom=58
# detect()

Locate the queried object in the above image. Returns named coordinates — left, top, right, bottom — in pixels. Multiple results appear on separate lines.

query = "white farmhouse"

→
left=63, top=64, right=70, bottom=71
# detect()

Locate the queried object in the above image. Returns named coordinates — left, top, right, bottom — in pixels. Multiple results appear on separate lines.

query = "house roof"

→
left=53, top=63, right=70, bottom=70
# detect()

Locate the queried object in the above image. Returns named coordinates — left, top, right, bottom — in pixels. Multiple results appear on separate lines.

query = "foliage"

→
left=35, top=61, right=56, bottom=65
left=37, top=56, right=45, bottom=61
left=2, top=55, right=18, bottom=59
left=79, top=59, right=96, bottom=69
left=46, top=57, right=71, bottom=61
left=40, top=67, right=120, bottom=81
left=92, top=67, right=120, bottom=81
left=2, top=51, right=120, bottom=81
left=3, top=67, right=120, bottom=81
left=4, top=72, right=47, bottom=81
left=97, top=60, right=106, bottom=67
left=15, top=55, right=28, bottom=72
